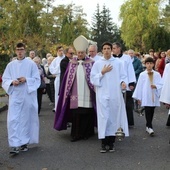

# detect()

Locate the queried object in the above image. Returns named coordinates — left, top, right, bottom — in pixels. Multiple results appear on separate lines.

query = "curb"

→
left=0, top=94, right=7, bottom=97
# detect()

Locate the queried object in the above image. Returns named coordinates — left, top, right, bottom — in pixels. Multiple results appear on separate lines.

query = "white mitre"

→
left=73, top=35, right=89, bottom=51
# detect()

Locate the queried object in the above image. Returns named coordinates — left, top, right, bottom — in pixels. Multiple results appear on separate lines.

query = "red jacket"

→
left=158, top=57, right=165, bottom=77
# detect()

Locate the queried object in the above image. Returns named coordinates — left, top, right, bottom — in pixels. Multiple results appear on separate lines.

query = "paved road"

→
left=0, top=95, right=170, bottom=170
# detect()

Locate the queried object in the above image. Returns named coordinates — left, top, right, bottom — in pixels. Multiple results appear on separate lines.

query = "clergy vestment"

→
left=54, top=57, right=96, bottom=139
left=115, top=54, right=136, bottom=91
left=160, top=63, right=170, bottom=104
left=49, top=55, right=65, bottom=111
left=113, top=54, right=136, bottom=126
left=132, top=70, right=162, bottom=107
left=90, top=57, right=129, bottom=139
left=90, top=55, right=102, bottom=62
left=2, top=58, right=40, bottom=147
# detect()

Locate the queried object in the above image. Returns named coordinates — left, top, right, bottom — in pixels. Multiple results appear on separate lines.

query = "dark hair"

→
left=158, top=51, right=162, bottom=59
left=64, top=47, right=73, bottom=53
left=145, top=57, right=154, bottom=64
left=16, top=42, right=25, bottom=49
left=101, top=42, right=113, bottom=50
left=158, top=51, right=166, bottom=59
left=56, top=45, right=63, bottom=51
left=112, top=42, right=122, bottom=49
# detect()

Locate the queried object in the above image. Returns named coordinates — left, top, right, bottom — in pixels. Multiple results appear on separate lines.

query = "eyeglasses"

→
left=69, top=53, right=74, bottom=55
left=89, top=51, right=95, bottom=52
left=16, top=48, right=25, bottom=51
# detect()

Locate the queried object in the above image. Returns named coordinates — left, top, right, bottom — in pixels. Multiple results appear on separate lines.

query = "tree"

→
left=52, top=4, right=89, bottom=45
left=119, top=0, right=161, bottom=52
left=0, top=0, right=44, bottom=56
left=91, top=4, right=121, bottom=51
left=0, top=1, right=90, bottom=58
left=145, top=26, right=170, bottom=51
left=160, top=2, right=170, bottom=32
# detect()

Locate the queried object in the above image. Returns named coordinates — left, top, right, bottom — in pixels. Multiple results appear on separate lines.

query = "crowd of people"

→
left=1, top=36, right=170, bottom=155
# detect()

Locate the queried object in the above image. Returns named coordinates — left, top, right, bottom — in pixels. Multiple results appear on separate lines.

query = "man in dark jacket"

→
left=59, top=47, right=74, bottom=92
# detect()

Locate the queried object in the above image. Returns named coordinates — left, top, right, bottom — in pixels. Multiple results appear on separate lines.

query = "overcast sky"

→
left=53, top=0, right=126, bottom=26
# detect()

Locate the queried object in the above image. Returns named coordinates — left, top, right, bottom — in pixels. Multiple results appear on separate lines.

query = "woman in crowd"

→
left=33, top=56, right=46, bottom=114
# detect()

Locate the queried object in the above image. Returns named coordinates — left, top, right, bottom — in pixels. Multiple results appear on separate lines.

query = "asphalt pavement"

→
left=0, top=94, right=170, bottom=170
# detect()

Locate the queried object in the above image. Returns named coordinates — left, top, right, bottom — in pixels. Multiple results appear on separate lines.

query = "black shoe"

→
left=71, top=137, right=82, bottom=142
left=109, top=144, right=115, bottom=152
left=100, top=144, right=107, bottom=153
left=20, top=144, right=28, bottom=152
left=67, top=123, right=71, bottom=128
left=10, top=147, right=20, bottom=154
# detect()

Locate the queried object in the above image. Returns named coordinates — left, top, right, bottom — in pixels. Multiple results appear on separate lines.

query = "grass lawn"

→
left=0, top=102, right=6, bottom=107
left=0, top=86, right=7, bottom=109
left=0, top=86, right=6, bottom=97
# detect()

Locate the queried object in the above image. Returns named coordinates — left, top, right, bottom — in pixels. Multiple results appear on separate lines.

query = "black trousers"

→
left=101, top=136, right=116, bottom=146
left=125, top=91, right=134, bottom=126
left=71, top=107, right=95, bottom=139
left=46, top=83, right=53, bottom=102
left=50, top=80, right=55, bottom=103
left=37, top=88, right=44, bottom=114
left=144, top=106, right=155, bottom=128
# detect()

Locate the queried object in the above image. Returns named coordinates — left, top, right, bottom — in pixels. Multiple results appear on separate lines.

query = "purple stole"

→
left=54, top=57, right=96, bottom=130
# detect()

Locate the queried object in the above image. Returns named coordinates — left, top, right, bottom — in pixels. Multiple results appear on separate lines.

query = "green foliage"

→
left=0, top=0, right=169, bottom=69
left=0, top=1, right=90, bottom=70
left=120, top=0, right=161, bottom=51
left=0, top=86, right=6, bottom=96
left=161, top=3, right=170, bottom=32
left=0, top=54, right=10, bottom=74
left=145, top=26, right=170, bottom=52
left=91, top=4, right=122, bottom=51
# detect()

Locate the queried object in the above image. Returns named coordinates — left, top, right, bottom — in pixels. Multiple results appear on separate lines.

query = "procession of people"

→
left=1, top=35, right=170, bottom=155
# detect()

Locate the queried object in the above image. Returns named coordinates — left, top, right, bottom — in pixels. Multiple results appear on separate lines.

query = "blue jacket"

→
left=132, top=56, right=143, bottom=81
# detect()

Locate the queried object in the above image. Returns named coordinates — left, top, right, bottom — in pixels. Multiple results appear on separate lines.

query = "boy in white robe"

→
left=2, top=43, right=40, bottom=154
left=132, top=57, right=162, bottom=136
left=90, top=42, right=128, bottom=153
